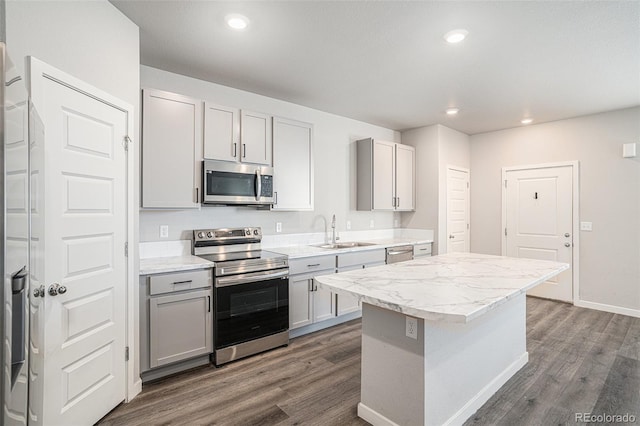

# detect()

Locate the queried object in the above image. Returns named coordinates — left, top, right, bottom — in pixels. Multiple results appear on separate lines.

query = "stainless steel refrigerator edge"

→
left=2, top=0, right=31, bottom=421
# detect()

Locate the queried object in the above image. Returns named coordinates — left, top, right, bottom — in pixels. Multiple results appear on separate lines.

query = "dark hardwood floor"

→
left=98, top=297, right=640, bottom=425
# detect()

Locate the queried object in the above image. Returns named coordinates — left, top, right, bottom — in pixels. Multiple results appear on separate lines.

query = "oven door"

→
left=215, top=269, right=289, bottom=349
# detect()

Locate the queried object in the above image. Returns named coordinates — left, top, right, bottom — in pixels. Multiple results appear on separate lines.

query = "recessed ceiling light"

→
left=521, top=118, right=533, bottom=125
left=444, top=29, right=468, bottom=44
left=226, top=14, right=249, bottom=30
left=446, top=108, right=460, bottom=115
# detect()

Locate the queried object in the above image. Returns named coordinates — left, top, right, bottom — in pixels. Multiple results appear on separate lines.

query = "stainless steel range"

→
left=193, top=227, right=289, bottom=365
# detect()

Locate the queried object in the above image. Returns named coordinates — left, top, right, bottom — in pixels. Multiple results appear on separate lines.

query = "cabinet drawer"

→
left=149, top=269, right=211, bottom=295
left=337, top=249, right=386, bottom=268
left=289, top=255, right=336, bottom=275
left=413, top=243, right=432, bottom=257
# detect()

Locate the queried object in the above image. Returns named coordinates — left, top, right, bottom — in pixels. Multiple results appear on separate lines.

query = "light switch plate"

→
left=580, top=221, right=592, bottom=231
left=346, top=220, right=351, bottom=230
left=623, top=143, right=637, bottom=158
left=369, top=219, right=375, bottom=228
left=159, top=225, right=169, bottom=238
left=276, top=222, right=282, bottom=233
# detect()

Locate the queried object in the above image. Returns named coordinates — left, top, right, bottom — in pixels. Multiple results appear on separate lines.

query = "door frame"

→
left=501, top=161, right=580, bottom=304
left=28, top=57, right=140, bottom=405
left=445, top=165, right=470, bottom=253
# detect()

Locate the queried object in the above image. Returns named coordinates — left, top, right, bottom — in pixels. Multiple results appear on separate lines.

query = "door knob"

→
left=449, top=234, right=454, bottom=239
left=48, top=283, right=67, bottom=296
left=564, top=233, right=571, bottom=237
left=33, top=286, right=45, bottom=298
left=564, top=242, right=571, bottom=247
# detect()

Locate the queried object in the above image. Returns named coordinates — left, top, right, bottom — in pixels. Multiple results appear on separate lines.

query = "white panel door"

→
left=272, top=117, right=313, bottom=211
left=505, top=166, right=573, bottom=302
left=372, top=140, right=395, bottom=210
left=446, top=168, right=470, bottom=253
left=240, top=110, right=272, bottom=165
left=30, top=59, right=128, bottom=425
left=395, top=144, right=415, bottom=211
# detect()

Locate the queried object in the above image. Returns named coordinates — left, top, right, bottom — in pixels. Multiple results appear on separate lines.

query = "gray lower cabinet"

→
left=140, top=268, right=213, bottom=380
left=336, top=249, right=386, bottom=315
left=413, top=242, right=433, bottom=257
left=289, top=255, right=336, bottom=330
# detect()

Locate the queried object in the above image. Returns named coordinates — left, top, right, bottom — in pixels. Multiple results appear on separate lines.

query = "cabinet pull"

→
left=392, top=197, right=396, bottom=207
left=242, top=143, right=246, bottom=158
left=307, top=263, right=320, bottom=268
left=195, top=188, right=199, bottom=203
left=172, top=280, right=192, bottom=285
left=308, top=280, right=314, bottom=292
left=207, top=295, right=211, bottom=313
left=233, top=142, right=237, bottom=158
left=274, top=191, right=278, bottom=205
left=397, top=197, right=400, bottom=207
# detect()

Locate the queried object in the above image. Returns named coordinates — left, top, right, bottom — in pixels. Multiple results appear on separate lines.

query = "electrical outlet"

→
left=276, top=222, right=282, bottom=233
left=394, top=219, right=399, bottom=228
left=369, top=219, right=375, bottom=228
left=346, top=220, right=351, bottom=230
left=580, top=222, right=592, bottom=231
left=159, top=225, right=169, bottom=238
left=406, top=316, right=418, bottom=340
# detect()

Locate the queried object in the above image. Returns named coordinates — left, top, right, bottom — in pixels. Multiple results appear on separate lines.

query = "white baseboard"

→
left=575, top=300, right=640, bottom=318
left=357, top=402, right=400, bottom=426
left=444, top=352, right=529, bottom=426
left=127, top=378, right=142, bottom=402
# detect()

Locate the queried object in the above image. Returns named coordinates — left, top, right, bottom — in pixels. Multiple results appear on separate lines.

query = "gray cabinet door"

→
left=203, top=102, right=240, bottom=162
left=142, top=88, right=202, bottom=208
left=241, top=110, right=272, bottom=165
left=149, top=288, right=212, bottom=368
left=289, top=275, right=313, bottom=330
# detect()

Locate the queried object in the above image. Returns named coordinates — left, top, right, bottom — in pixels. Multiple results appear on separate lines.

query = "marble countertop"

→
left=268, top=237, right=433, bottom=259
left=139, top=255, right=214, bottom=275
left=314, top=252, right=569, bottom=323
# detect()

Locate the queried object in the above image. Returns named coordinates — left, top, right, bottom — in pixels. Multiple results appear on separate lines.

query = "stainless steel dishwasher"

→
left=385, top=245, right=414, bottom=264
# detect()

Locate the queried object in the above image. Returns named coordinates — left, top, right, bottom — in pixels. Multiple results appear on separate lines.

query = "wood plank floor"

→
left=98, top=297, right=640, bottom=425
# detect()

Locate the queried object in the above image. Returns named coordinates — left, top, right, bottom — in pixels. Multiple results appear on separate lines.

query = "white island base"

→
left=358, top=294, right=527, bottom=426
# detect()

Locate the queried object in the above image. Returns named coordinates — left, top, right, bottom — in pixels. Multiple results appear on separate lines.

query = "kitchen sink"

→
left=311, top=242, right=377, bottom=249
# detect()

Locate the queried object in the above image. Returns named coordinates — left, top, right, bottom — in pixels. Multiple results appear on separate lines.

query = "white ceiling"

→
left=111, top=1, right=640, bottom=135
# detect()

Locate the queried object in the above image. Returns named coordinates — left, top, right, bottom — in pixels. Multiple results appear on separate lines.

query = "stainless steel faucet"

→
left=331, top=214, right=339, bottom=244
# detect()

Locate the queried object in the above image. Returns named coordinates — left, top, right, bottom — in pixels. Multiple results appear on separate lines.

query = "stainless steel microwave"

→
left=202, top=159, right=274, bottom=206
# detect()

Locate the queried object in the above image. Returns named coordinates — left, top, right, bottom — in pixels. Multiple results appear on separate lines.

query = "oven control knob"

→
left=245, top=229, right=251, bottom=236
left=197, top=232, right=205, bottom=239
left=253, top=229, right=259, bottom=235
left=207, top=231, right=213, bottom=238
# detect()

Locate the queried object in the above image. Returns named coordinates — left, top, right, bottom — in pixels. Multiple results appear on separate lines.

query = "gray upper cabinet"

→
left=203, top=102, right=272, bottom=166
left=272, top=117, right=314, bottom=211
left=357, top=138, right=415, bottom=211
left=142, top=88, right=202, bottom=208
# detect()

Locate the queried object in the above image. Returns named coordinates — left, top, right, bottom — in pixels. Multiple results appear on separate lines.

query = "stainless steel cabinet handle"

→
left=397, top=197, right=400, bottom=207
left=565, top=242, right=571, bottom=247
left=243, top=143, right=246, bottom=158
left=233, top=142, right=237, bottom=157
left=48, top=283, right=66, bottom=296
left=392, top=197, right=396, bottom=207
left=307, top=263, right=320, bottom=268
left=173, top=280, right=192, bottom=285
left=274, top=191, right=278, bottom=205
left=207, top=295, right=211, bottom=313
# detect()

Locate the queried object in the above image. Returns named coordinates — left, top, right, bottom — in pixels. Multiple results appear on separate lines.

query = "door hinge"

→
left=504, top=179, right=507, bottom=188
left=125, top=346, right=129, bottom=362
left=124, top=242, right=129, bottom=257
left=504, top=228, right=507, bottom=236
left=123, top=135, right=132, bottom=151
left=467, top=181, right=470, bottom=189
left=467, top=223, right=470, bottom=230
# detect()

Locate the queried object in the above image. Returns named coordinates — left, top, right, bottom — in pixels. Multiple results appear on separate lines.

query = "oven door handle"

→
left=216, top=269, right=289, bottom=287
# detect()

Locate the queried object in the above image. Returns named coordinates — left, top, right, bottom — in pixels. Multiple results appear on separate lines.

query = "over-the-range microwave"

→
left=202, top=159, right=274, bottom=206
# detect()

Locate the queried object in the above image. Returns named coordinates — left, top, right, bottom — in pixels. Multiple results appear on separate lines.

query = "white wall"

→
left=140, top=66, right=401, bottom=242
left=401, top=124, right=470, bottom=254
left=470, top=107, right=640, bottom=313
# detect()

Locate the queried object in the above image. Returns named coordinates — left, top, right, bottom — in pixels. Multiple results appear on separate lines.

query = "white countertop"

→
left=268, top=237, right=433, bottom=259
left=139, top=255, right=213, bottom=275
left=314, top=252, right=569, bottom=323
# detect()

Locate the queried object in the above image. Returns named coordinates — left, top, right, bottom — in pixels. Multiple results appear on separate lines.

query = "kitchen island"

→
left=314, top=252, right=569, bottom=426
